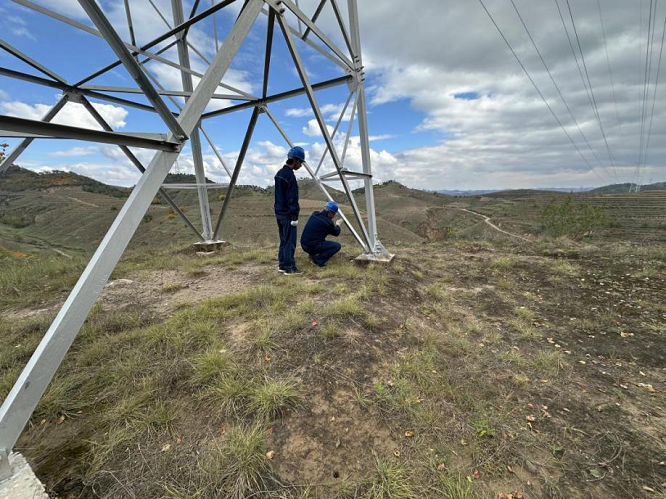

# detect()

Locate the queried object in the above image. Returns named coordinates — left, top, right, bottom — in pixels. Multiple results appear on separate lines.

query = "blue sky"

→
left=1, top=0, right=665, bottom=189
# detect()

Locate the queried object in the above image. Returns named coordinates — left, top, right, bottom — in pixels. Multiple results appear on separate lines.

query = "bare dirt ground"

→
left=100, top=263, right=268, bottom=315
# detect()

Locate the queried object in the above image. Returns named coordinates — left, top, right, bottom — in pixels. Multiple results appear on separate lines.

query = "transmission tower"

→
left=0, top=0, right=392, bottom=479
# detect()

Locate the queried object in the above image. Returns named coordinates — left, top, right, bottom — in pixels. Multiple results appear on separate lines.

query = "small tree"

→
left=540, top=196, right=608, bottom=239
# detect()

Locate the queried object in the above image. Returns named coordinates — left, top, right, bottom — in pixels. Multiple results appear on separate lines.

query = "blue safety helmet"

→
left=287, top=146, right=306, bottom=162
left=325, top=201, right=339, bottom=214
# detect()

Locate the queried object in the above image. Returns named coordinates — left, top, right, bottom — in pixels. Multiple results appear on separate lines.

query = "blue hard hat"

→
left=325, top=201, right=339, bottom=214
left=287, top=146, right=306, bottom=162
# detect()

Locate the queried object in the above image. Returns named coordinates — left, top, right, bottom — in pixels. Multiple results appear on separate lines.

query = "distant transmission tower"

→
left=0, top=0, right=392, bottom=478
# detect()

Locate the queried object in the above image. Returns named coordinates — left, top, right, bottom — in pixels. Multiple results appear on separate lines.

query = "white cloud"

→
left=302, top=119, right=334, bottom=137
left=49, top=146, right=99, bottom=157
left=304, top=0, right=666, bottom=188
left=369, top=134, right=397, bottom=142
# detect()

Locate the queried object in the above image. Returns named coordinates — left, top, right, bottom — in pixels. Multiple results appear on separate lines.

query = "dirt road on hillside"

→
left=460, top=208, right=532, bottom=242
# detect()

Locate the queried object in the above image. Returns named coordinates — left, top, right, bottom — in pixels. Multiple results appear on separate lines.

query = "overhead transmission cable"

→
left=638, top=0, right=655, bottom=177
left=631, top=0, right=646, bottom=190
left=597, top=0, right=627, bottom=161
left=509, top=0, right=612, bottom=180
left=565, top=0, right=619, bottom=179
left=476, top=0, right=604, bottom=181
left=643, top=15, right=666, bottom=171
left=554, top=0, right=618, bottom=182
left=639, top=0, right=660, bottom=181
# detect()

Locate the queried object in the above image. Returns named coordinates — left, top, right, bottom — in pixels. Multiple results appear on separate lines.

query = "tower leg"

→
left=347, top=0, right=393, bottom=261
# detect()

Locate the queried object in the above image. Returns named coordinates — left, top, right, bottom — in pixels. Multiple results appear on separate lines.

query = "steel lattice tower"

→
left=0, top=0, right=392, bottom=478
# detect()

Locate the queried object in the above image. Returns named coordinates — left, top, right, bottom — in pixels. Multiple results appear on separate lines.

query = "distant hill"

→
left=1, top=169, right=664, bottom=252
left=164, top=172, right=216, bottom=185
left=590, top=182, right=666, bottom=194
left=437, top=187, right=593, bottom=196
left=1, top=166, right=129, bottom=198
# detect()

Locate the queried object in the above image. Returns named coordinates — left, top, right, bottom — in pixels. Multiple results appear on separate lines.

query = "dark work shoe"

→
left=283, top=267, right=304, bottom=275
left=278, top=266, right=286, bottom=273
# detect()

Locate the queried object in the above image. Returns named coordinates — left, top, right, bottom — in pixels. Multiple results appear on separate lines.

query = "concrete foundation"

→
left=192, top=240, right=228, bottom=252
left=354, top=252, right=395, bottom=264
left=0, top=453, right=48, bottom=499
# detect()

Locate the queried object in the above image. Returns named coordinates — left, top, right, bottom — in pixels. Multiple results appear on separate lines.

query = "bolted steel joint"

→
left=271, top=0, right=286, bottom=15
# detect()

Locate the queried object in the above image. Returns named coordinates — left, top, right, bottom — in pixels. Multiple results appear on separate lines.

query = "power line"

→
left=637, top=0, right=659, bottom=187
left=554, top=0, right=617, bottom=182
left=565, top=0, right=618, bottom=178
left=509, top=0, right=611, bottom=179
left=597, top=0, right=627, bottom=162
left=638, top=0, right=654, bottom=171
left=631, top=0, right=646, bottom=191
left=476, top=0, right=605, bottom=181
left=643, top=16, right=666, bottom=169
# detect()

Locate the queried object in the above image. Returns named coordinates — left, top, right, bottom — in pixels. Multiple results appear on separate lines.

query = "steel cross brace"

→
left=273, top=2, right=372, bottom=250
left=0, top=0, right=264, bottom=478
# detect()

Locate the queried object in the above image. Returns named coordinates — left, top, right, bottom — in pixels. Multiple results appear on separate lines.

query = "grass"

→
left=321, top=323, right=341, bottom=339
left=438, top=476, right=481, bottom=499
left=2, top=236, right=662, bottom=498
left=0, top=254, right=86, bottom=308
left=547, top=259, right=582, bottom=276
left=365, top=456, right=417, bottom=499
left=489, top=256, right=516, bottom=271
left=509, top=307, right=541, bottom=339
left=323, top=294, right=365, bottom=318
left=198, top=424, right=271, bottom=499
left=249, top=377, right=301, bottom=420
left=191, top=348, right=235, bottom=385
left=163, top=282, right=185, bottom=293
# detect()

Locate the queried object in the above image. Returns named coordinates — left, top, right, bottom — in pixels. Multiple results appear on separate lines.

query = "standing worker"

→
left=301, top=201, right=343, bottom=267
left=275, top=146, right=305, bottom=275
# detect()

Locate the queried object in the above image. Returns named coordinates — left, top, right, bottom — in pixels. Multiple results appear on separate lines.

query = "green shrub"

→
left=539, top=196, right=608, bottom=239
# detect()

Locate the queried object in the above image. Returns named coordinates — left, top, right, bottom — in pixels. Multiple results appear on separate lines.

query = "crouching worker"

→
left=301, top=201, right=343, bottom=267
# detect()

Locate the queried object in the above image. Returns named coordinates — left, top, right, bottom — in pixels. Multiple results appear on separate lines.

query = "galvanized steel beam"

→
left=0, top=115, right=181, bottom=151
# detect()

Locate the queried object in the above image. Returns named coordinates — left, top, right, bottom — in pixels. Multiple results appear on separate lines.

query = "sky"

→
left=0, top=0, right=665, bottom=190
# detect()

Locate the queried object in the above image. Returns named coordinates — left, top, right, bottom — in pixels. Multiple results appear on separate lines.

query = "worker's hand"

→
left=335, top=219, right=343, bottom=227
left=290, top=220, right=298, bottom=227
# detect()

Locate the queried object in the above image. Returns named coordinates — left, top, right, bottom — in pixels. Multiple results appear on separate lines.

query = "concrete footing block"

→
left=192, top=240, right=228, bottom=253
left=354, top=252, right=395, bottom=265
left=0, top=453, right=49, bottom=499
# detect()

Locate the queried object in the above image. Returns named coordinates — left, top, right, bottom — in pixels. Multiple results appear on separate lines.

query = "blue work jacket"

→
left=301, top=210, right=341, bottom=249
left=274, top=165, right=300, bottom=221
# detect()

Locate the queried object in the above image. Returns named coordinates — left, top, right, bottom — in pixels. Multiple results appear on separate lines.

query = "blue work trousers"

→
left=277, top=218, right=297, bottom=271
left=303, top=240, right=341, bottom=267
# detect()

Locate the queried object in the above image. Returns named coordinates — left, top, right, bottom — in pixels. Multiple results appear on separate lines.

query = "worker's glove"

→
left=335, top=219, right=343, bottom=227
left=290, top=220, right=298, bottom=227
